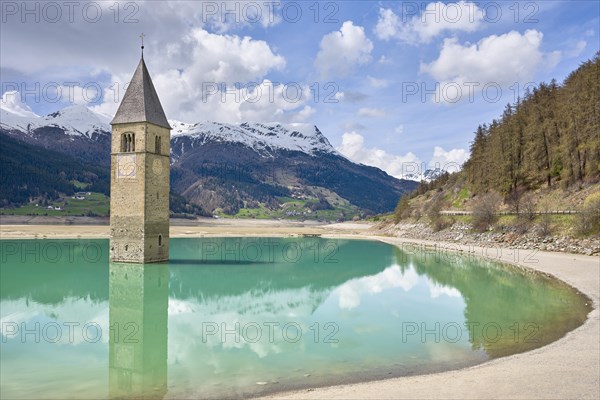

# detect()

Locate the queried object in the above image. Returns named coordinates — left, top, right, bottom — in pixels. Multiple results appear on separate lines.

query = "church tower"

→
left=109, top=52, right=171, bottom=263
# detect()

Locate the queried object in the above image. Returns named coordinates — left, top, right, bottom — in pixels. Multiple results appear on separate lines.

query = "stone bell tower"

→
left=109, top=49, right=171, bottom=263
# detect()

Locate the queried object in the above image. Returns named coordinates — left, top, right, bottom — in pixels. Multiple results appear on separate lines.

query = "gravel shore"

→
left=379, top=221, right=599, bottom=256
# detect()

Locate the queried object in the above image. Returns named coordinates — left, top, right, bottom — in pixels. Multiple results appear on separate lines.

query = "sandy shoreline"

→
left=1, top=221, right=598, bottom=399
left=0, top=219, right=372, bottom=239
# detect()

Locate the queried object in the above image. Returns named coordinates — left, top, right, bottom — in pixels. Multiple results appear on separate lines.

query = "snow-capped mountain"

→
left=0, top=103, right=417, bottom=215
left=41, top=106, right=111, bottom=137
left=0, top=101, right=112, bottom=167
left=1, top=103, right=111, bottom=138
left=170, top=120, right=336, bottom=157
left=403, top=168, right=446, bottom=183
left=423, top=168, right=445, bottom=181
left=1, top=99, right=335, bottom=157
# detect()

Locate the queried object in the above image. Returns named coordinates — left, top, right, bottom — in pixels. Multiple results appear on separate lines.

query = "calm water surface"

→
left=0, top=238, right=591, bottom=399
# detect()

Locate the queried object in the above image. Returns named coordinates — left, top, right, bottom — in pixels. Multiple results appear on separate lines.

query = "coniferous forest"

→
left=464, top=52, right=599, bottom=194
left=396, top=53, right=599, bottom=237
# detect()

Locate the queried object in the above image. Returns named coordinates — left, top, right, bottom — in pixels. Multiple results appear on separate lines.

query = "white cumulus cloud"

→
left=170, top=27, right=286, bottom=85
left=0, top=91, right=39, bottom=117
left=315, top=21, right=373, bottom=77
left=421, top=30, right=557, bottom=86
left=337, top=132, right=468, bottom=178
left=375, top=2, right=484, bottom=44
left=90, top=28, right=310, bottom=124
left=419, top=30, right=561, bottom=103
left=0, top=1, right=282, bottom=75
left=374, top=8, right=401, bottom=41
left=428, top=146, right=468, bottom=171
left=337, top=132, right=421, bottom=178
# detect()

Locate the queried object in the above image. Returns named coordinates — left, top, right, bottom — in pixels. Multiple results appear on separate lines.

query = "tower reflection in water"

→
left=108, top=263, right=169, bottom=399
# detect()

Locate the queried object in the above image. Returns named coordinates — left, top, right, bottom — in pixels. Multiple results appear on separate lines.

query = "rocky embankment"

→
left=377, top=222, right=600, bottom=256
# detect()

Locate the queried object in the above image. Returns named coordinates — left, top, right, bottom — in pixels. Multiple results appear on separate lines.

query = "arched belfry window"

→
left=155, top=136, right=161, bottom=154
left=121, top=133, right=136, bottom=152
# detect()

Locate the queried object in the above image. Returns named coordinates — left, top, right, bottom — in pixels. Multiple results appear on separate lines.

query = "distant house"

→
left=47, top=206, right=54, bottom=210
left=54, top=206, right=62, bottom=211
left=76, top=196, right=85, bottom=200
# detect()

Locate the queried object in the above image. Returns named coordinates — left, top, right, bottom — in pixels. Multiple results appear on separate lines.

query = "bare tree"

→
left=537, top=198, right=553, bottom=236
left=520, top=192, right=537, bottom=221
left=471, top=191, right=502, bottom=231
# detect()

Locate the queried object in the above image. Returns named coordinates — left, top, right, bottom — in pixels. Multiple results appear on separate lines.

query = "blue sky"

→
left=1, top=1, right=598, bottom=177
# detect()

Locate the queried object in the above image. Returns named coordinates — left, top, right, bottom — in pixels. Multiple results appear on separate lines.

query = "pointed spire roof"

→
left=111, top=57, right=170, bottom=129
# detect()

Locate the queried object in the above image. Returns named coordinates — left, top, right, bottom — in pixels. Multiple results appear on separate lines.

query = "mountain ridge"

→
left=0, top=103, right=417, bottom=217
left=2, top=103, right=339, bottom=157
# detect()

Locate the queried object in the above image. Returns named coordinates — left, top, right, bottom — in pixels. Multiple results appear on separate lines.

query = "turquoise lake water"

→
left=0, top=237, right=591, bottom=399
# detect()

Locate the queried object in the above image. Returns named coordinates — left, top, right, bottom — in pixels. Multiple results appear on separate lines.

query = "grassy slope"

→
left=400, top=177, right=599, bottom=238
left=0, top=192, right=110, bottom=217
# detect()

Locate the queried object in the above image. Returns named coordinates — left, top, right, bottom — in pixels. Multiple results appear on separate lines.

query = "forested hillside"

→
left=0, top=132, right=110, bottom=206
left=1, top=108, right=416, bottom=218
left=394, top=53, right=599, bottom=237
left=465, top=52, right=599, bottom=194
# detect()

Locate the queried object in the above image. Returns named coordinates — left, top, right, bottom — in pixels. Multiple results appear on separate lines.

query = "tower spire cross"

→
left=140, top=33, right=145, bottom=57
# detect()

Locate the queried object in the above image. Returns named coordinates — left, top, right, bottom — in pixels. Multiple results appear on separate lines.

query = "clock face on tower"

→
left=117, top=154, right=137, bottom=178
left=152, top=158, right=163, bottom=176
